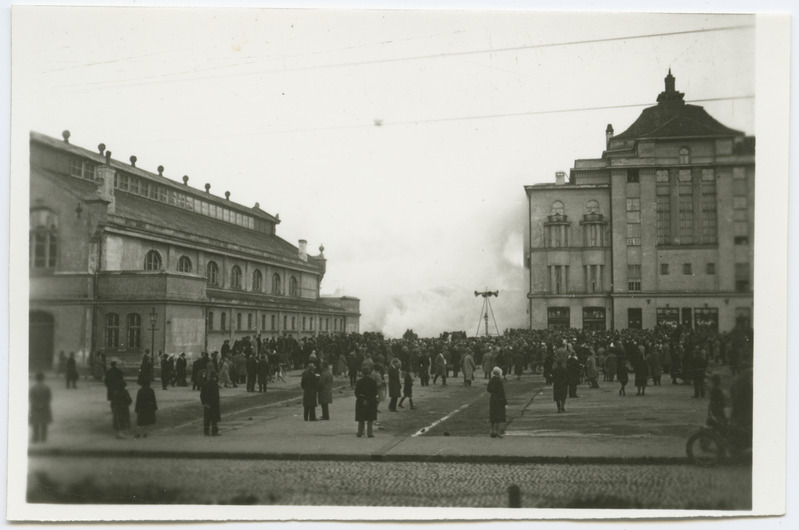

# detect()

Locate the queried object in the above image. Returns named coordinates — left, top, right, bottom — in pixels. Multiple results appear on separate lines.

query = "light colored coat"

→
left=462, top=353, right=477, bottom=381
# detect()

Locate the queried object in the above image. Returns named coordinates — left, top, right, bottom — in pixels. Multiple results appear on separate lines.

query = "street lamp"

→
left=149, top=307, right=157, bottom=360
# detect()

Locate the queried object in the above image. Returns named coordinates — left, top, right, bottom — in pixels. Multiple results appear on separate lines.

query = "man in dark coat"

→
left=160, top=353, right=171, bottom=390
left=134, top=379, right=157, bottom=438
left=318, top=363, right=333, bottom=420
left=566, top=352, right=581, bottom=398
left=246, top=354, right=258, bottom=392
left=66, top=352, right=79, bottom=389
left=29, top=372, right=52, bottom=443
left=355, top=366, right=378, bottom=437
left=387, top=358, right=401, bottom=412
left=200, top=370, right=221, bottom=436
left=257, top=354, right=269, bottom=393
left=301, top=362, right=319, bottom=421
left=104, top=360, right=125, bottom=405
left=176, top=353, right=188, bottom=386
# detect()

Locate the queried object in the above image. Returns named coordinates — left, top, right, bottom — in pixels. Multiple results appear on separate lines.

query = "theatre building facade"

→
left=525, top=71, right=754, bottom=332
left=29, top=130, right=360, bottom=371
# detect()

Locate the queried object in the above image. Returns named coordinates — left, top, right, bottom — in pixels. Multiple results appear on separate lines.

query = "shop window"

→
left=582, top=307, right=606, bottom=331
left=656, top=308, right=679, bottom=327
left=694, top=308, right=719, bottom=332
left=547, top=307, right=570, bottom=330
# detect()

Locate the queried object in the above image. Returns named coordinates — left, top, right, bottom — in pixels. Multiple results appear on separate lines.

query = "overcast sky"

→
left=13, top=8, right=756, bottom=338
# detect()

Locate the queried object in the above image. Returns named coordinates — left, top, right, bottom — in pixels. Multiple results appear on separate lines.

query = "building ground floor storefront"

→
left=528, top=293, right=753, bottom=332
left=29, top=299, right=360, bottom=373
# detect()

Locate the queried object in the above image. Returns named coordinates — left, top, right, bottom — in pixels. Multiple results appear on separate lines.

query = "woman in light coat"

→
left=462, top=351, right=477, bottom=386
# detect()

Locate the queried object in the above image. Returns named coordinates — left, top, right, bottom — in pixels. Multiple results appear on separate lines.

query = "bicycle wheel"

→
left=686, top=430, right=725, bottom=467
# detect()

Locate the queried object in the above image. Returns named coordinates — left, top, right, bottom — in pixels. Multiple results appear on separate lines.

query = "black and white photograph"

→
left=6, top=1, right=792, bottom=523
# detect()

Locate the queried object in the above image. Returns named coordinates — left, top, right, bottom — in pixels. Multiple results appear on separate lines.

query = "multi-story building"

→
left=525, top=71, right=754, bottom=332
left=29, top=130, right=360, bottom=371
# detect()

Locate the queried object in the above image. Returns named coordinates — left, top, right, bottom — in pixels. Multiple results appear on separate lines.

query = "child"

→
left=111, top=380, right=132, bottom=439
left=134, top=379, right=157, bottom=438
left=398, top=369, right=416, bottom=410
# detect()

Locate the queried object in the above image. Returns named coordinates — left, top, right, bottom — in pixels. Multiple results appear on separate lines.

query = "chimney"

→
left=605, top=124, right=614, bottom=149
left=95, top=148, right=116, bottom=214
left=555, top=171, right=566, bottom=186
left=298, top=239, right=308, bottom=262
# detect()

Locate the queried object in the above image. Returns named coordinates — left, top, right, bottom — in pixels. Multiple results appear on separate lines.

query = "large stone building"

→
left=525, top=71, right=754, bottom=332
left=29, top=130, right=360, bottom=371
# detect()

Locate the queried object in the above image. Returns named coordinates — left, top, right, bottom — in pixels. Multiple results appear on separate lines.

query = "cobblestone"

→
left=28, top=457, right=751, bottom=509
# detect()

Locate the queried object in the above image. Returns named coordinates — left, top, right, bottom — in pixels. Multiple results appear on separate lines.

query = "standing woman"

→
left=617, top=353, right=629, bottom=396
left=134, top=379, right=157, bottom=438
left=487, top=367, right=507, bottom=438
left=552, top=359, right=568, bottom=413
left=137, top=352, right=153, bottom=387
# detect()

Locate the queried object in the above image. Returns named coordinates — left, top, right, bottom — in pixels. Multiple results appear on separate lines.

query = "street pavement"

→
left=28, top=365, right=735, bottom=464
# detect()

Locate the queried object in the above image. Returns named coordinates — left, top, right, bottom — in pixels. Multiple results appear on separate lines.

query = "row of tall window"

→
left=544, top=200, right=605, bottom=248
left=655, top=168, right=719, bottom=246
left=71, top=156, right=272, bottom=234
left=105, top=313, right=141, bottom=349
left=143, top=249, right=301, bottom=296
left=207, top=311, right=343, bottom=332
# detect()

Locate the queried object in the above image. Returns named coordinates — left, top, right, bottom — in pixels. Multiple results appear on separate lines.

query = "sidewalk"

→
left=28, top=369, right=724, bottom=465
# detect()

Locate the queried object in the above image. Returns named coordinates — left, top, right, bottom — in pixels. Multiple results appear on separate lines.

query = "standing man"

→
left=176, top=353, right=188, bottom=387
left=318, top=363, right=333, bottom=420
left=65, top=352, right=79, bottom=389
left=566, top=350, right=581, bottom=399
left=160, top=352, right=171, bottom=390
left=104, top=360, right=125, bottom=407
left=355, top=366, right=378, bottom=438
left=301, top=362, right=319, bottom=421
left=200, top=370, right=221, bottom=436
left=246, top=353, right=258, bottom=392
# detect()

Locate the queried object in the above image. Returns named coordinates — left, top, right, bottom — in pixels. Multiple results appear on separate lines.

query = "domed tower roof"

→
left=613, top=70, right=743, bottom=141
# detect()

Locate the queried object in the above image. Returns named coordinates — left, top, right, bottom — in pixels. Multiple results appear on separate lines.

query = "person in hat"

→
left=553, top=359, right=568, bottom=413
left=301, top=362, right=319, bottom=421
left=487, top=367, right=507, bottom=438
left=134, top=379, right=157, bottom=438
left=104, top=360, right=125, bottom=407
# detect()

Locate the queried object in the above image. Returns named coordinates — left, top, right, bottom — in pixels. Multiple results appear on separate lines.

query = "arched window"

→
left=289, top=276, right=299, bottom=297
left=220, top=312, right=227, bottom=331
left=551, top=201, right=565, bottom=216
left=127, top=313, right=141, bottom=349
left=272, top=273, right=282, bottom=294
left=231, top=266, right=242, bottom=289
left=679, top=146, right=691, bottom=164
left=208, top=311, right=214, bottom=331
left=586, top=200, right=599, bottom=214
left=177, top=255, right=192, bottom=273
left=207, top=261, right=219, bottom=285
left=252, top=269, right=263, bottom=292
left=144, top=250, right=162, bottom=271
left=105, top=313, right=120, bottom=349
left=30, top=208, right=58, bottom=269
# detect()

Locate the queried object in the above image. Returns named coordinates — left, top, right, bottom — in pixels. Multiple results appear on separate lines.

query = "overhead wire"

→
left=57, top=24, right=753, bottom=91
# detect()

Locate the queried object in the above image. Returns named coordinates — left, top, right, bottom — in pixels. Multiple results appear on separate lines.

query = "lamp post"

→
left=149, top=307, right=157, bottom=360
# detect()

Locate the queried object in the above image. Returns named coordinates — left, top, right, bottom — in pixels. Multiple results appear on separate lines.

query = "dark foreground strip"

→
left=28, top=447, right=689, bottom=466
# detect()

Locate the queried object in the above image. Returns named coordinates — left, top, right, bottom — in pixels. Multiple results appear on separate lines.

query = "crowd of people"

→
left=33, top=323, right=753, bottom=442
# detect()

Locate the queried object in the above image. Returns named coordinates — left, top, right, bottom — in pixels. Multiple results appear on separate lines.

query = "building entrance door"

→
left=681, top=308, right=693, bottom=329
left=29, top=311, right=54, bottom=372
